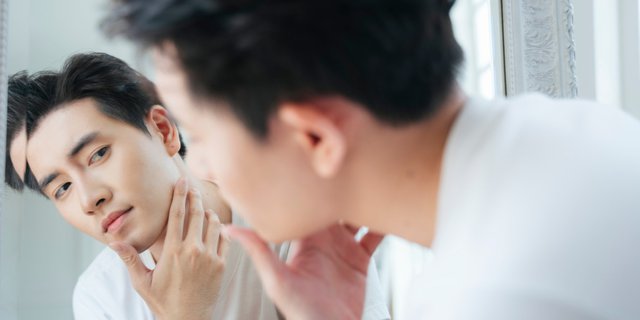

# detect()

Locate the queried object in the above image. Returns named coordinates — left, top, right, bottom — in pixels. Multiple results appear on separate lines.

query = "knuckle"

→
left=175, top=184, right=188, bottom=196
left=173, top=208, right=185, bottom=217
left=190, top=189, right=202, bottom=200
left=121, top=254, right=137, bottom=264
left=190, top=205, right=203, bottom=216
left=187, top=244, right=204, bottom=258
left=167, top=243, right=181, bottom=254
left=213, top=259, right=225, bottom=272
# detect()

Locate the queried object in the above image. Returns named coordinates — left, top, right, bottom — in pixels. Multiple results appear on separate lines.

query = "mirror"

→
left=4, top=0, right=637, bottom=319
left=5, top=0, right=502, bottom=318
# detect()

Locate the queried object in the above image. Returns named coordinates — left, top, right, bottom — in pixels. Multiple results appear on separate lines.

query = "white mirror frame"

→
left=502, top=0, right=578, bottom=98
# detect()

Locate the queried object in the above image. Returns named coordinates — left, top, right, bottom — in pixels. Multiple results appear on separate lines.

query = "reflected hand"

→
left=110, top=178, right=228, bottom=320
left=226, top=224, right=384, bottom=320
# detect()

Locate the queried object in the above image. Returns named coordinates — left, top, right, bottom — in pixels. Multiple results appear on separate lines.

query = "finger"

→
left=186, top=187, right=205, bottom=243
left=109, top=242, right=151, bottom=293
left=343, top=224, right=361, bottom=235
left=217, top=225, right=230, bottom=258
left=223, top=226, right=288, bottom=298
left=165, top=178, right=188, bottom=245
left=341, top=223, right=374, bottom=243
left=204, top=209, right=222, bottom=253
left=359, top=231, right=385, bottom=256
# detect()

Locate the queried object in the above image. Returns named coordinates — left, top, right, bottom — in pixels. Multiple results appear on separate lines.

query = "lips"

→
left=102, top=207, right=133, bottom=233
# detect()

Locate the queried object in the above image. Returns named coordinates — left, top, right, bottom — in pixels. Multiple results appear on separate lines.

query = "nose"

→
left=77, top=178, right=111, bottom=214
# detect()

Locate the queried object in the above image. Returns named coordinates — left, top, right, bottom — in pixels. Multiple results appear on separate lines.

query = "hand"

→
left=109, top=178, right=228, bottom=320
left=226, top=224, right=384, bottom=320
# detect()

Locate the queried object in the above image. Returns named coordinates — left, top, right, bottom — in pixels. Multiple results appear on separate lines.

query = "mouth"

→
left=102, top=207, right=133, bottom=234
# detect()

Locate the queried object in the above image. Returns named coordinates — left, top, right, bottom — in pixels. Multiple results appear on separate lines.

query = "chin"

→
left=125, top=232, right=157, bottom=254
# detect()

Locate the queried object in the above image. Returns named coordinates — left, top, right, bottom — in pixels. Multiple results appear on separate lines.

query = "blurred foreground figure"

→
left=103, top=0, right=640, bottom=319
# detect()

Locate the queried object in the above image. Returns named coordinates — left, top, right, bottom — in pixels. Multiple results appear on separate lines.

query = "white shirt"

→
left=403, top=94, right=640, bottom=319
left=73, top=213, right=390, bottom=320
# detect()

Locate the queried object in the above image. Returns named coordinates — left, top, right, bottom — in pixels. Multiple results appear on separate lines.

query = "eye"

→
left=89, top=146, right=110, bottom=165
left=54, top=182, right=71, bottom=200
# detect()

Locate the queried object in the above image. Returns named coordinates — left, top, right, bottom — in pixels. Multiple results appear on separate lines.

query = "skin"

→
left=151, top=44, right=465, bottom=319
left=153, top=45, right=465, bottom=246
left=23, top=98, right=230, bottom=258
left=16, top=97, right=232, bottom=319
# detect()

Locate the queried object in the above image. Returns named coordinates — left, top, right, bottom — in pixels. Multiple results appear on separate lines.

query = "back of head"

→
left=103, top=0, right=463, bottom=137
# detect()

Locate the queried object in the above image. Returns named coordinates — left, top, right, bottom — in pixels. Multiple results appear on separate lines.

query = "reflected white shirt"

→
left=73, top=212, right=390, bottom=320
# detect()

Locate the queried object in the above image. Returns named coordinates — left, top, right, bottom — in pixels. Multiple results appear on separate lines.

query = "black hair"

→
left=25, top=52, right=187, bottom=151
left=103, top=0, right=463, bottom=138
left=5, top=71, right=29, bottom=191
left=21, top=53, right=187, bottom=192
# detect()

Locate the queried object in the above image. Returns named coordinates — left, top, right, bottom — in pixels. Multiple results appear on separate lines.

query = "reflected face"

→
left=153, top=48, right=339, bottom=242
left=26, top=98, right=180, bottom=251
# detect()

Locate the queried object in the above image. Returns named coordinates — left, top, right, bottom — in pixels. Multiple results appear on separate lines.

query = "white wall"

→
left=573, top=0, right=640, bottom=118
left=1, top=0, right=141, bottom=319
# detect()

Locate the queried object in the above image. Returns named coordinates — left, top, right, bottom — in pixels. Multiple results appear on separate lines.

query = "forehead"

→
left=26, top=98, right=141, bottom=175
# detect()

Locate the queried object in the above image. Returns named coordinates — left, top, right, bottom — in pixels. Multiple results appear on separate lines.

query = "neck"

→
left=148, top=159, right=231, bottom=262
left=346, top=88, right=466, bottom=247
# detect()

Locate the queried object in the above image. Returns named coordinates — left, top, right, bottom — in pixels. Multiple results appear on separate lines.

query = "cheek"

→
left=116, top=143, right=177, bottom=218
left=186, top=143, right=215, bottom=181
left=201, top=133, right=245, bottom=185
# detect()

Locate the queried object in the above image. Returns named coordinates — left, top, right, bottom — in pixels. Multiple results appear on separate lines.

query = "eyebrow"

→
left=68, top=132, right=99, bottom=158
left=38, top=172, right=59, bottom=192
left=37, top=131, right=100, bottom=191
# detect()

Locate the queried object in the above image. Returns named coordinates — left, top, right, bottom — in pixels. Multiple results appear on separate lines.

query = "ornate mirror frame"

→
left=502, top=0, right=578, bottom=98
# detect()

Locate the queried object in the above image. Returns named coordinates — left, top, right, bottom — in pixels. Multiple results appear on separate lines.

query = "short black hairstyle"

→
left=5, top=71, right=29, bottom=191
left=103, top=0, right=463, bottom=138
left=22, top=53, right=187, bottom=192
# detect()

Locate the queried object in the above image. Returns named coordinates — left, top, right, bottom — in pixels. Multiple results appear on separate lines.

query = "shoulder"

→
left=73, top=248, right=127, bottom=318
left=73, top=248, right=153, bottom=319
left=75, top=247, right=125, bottom=294
left=435, top=95, right=640, bottom=318
left=455, top=94, right=640, bottom=154
left=445, top=93, right=640, bottom=194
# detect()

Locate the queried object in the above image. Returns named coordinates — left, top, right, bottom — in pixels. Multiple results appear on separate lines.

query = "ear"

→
left=278, top=103, right=347, bottom=178
left=147, top=105, right=181, bottom=157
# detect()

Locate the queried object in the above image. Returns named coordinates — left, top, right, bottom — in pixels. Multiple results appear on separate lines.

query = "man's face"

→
left=153, top=48, right=341, bottom=242
left=25, top=98, right=181, bottom=251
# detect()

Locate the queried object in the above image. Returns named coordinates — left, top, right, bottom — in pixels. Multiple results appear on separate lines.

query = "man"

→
left=103, top=0, right=640, bottom=319
left=6, top=52, right=389, bottom=319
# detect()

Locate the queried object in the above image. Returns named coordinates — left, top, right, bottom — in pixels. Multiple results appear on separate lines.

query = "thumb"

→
left=223, top=226, right=288, bottom=299
left=109, top=242, right=151, bottom=292
left=359, top=231, right=385, bottom=256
